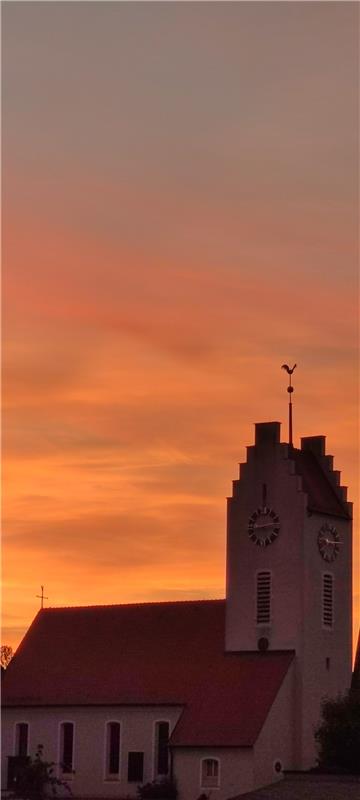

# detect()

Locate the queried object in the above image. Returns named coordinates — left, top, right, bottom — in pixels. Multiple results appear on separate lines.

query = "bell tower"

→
left=225, top=421, right=352, bottom=767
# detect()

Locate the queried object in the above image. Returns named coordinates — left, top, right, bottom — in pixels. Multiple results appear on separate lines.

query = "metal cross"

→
left=36, top=585, right=48, bottom=609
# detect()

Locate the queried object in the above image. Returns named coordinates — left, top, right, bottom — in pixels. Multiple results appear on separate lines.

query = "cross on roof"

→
left=36, top=585, right=48, bottom=609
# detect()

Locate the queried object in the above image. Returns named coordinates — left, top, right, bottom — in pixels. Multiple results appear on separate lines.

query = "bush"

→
left=137, top=778, right=177, bottom=800
left=315, top=688, right=360, bottom=774
left=11, top=744, right=72, bottom=800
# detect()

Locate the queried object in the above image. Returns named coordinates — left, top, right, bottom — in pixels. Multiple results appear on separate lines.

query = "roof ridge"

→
left=40, top=598, right=225, bottom=612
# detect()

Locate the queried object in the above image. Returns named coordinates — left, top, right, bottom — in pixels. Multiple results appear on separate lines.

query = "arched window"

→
left=14, top=723, right=29, bottom=757
left=105, top=722, right=121, bottom=778
left=256, top=570, right=271, bottom=625
left=154, top=721, right=169, bottom=776
left=323, top=573, right=334, bottom=629
left=59, top=722, right=74, bottom=775
left=201, top=758, right=220, bottom=789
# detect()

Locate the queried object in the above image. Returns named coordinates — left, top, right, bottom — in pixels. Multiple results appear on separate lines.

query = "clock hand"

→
left=253, top=522, right=276, bottom=530
left=323, top=538, right=342, bottom=545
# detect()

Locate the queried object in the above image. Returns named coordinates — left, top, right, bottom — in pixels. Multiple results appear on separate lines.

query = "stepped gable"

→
left=229, top=426, right=351, bottom=520
left=294, top=436, right=351, bottom=519
left=2, top=600, right=294, bottom=747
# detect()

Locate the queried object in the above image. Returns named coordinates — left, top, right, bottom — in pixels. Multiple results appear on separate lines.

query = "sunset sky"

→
left=2, top=2, right=359, bottom=654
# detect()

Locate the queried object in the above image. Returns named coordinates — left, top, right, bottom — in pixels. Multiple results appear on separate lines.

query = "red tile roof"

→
left=3, top=600, right=294, bottom=747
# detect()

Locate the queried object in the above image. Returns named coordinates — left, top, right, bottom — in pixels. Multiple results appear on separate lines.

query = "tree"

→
left=11, top=744, right=72, bottom=800
left=315, top=688, right=360, bottom=774
left=1, top=644, right=13, bottom=669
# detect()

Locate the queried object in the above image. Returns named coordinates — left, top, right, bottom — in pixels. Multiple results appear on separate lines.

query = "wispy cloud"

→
left=2, top=1, right=358, bottom=651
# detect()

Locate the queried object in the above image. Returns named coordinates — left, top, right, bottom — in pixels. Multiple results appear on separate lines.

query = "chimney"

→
left=255, top=422, right=281, bottom=448
left=301, top=436, right=326, bottom=457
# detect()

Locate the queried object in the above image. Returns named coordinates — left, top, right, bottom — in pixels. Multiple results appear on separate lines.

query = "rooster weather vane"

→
left=281, top=363, right=297, bottom=448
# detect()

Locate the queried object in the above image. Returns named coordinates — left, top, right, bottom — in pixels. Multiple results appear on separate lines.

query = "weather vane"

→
left=281, top=363, right=297, bottom=448
left=36, top=585, right=48, bottom=610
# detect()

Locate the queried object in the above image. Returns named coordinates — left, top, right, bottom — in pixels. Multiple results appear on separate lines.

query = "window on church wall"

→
left=256, top=571, right=271, bottom=625
left=201, top=758, right=220, bottom=789
left=105, top=722, right=121, bottom=778
left=154, top=721, right=169, bottom=776
left=128, top=752, right=144, bottom=783
left=59, top=722, right=74, bottom=774
left=15, top=723, right=29, bottom=757
left=322, top=573, right=334, bottom=629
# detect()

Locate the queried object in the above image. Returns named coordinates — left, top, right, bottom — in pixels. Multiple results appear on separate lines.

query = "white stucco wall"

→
left=225, top=426, right=353, bottom=770
left=2, top=705, right=182, bottom=797
left=172, top=747, right=254, bottom=800
left=254, top=659, right=295, bottom=788
left=299, top=511, right=352, bottom=768
left=225, top=437, right=306, bottom=653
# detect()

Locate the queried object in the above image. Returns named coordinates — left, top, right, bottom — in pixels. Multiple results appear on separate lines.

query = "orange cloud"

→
left=2, top=1, right=358, bottom=655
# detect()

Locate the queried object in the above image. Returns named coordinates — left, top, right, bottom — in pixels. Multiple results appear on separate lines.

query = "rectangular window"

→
left=155, top=721, right=169, bottom=776
left=323, top=573, right=333, bottom=628
left=15, top=723, right=29, bottom=757
left=128, top=752, right=144, bottom=783
left=106, top=722, right=121, bottom=776
left=60, top=723, right=74, bottom=774
left=256, top=571, right=271, bottom=625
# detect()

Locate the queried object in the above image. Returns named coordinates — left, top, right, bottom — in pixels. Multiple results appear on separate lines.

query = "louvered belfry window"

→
left=256, top=571, right=271, bottom=625
left=323, top=573, right=334, bottom=628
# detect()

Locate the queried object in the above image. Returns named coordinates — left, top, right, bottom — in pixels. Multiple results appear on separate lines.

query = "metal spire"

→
left=281, top=363, right=297, bottom=448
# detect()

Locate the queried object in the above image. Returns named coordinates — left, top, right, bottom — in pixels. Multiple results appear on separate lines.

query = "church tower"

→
left=225, top=421, right=352, bottom=768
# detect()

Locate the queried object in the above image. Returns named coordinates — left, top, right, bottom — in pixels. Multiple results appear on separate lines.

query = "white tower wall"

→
left=225, top=421, right=352, bottom=769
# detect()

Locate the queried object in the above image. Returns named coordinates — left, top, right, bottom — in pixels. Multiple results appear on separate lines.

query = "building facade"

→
left=2, top=421, right=353, bottom=798
left=226, top=422, right=352, bottom=768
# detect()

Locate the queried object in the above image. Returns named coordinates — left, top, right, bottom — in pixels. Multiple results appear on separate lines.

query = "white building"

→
left=2, top=421, right=353, bottom=799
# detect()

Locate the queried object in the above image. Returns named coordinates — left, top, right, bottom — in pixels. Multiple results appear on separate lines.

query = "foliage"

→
left=11, top=744, right=72, bottom=800
left=1, top=644, right=14, bottom=669
left=137, top=778, right=177, bottom=800
left=315, top=688, right=360, bottom=774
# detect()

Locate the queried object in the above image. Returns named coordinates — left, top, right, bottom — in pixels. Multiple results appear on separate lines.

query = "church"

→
left=2, top=419, right=353, bottom=799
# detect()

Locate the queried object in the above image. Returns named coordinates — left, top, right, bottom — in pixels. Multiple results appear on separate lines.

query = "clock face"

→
left=317, top=522, right=340, bottom=562
left=248, top=507, right=280, bottom=547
